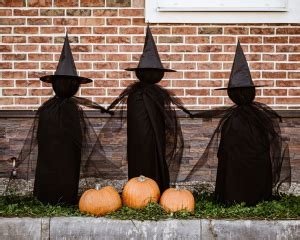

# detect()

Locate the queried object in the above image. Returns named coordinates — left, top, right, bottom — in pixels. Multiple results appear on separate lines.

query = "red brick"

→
left=119, top=27, right=144, bottom=34
left=119, top=45, right=143, bottom=52
left=172, top=45, right=196, bottom=52
left=15, top=45, right=39, bottom=52
left=81, top=0, right=104, bottom=7
left=0, top=27, right=12, bottom=34
left=160, top=54, right=183, bottom=61
left=40, top=27, right=65, bottom=34
left=250, top=28, right=275, bottom=35
left=28, top=18, right=52, bottom=25
left=198, top=63, right=222, bottom=70
left=80, top=71, right=105, bottom=79
left=54, top=0, right=78, bottom=7
left=198, top=45, right=222, bottom=52
left=276, top=45, right=300, bottom=52
left=264, top=37, right=288, bottom=44
left=245, top=54, right=261, bottom=61
left=277, top=63, right=300, bottom=70
left=2, top=36, right=26, bottom=43
left=239, top=36, right=262, bottom=44
left=14, top=9, right=38, bottom=16
left=119, top=9, right=144, bottom=16
left=2, top=71, right=26, bottom=79
left=28, top=0, right=52, bottom=7
left=95, top=80, right=118, bottom=87
left=210, top=54, right=234, bottom=61
left=224, top=27, right=249, bottom=35
left=106, top=0, right=130, bottom=7
left=212, top=36, right=235, bottom=44
left=15, top=98, right=39, bottom=105
left=0, top=9, right=12, bottom=16
left=262, top=72, right=286, bottom=79
left=263, top=89, right=287, bottom=96
left=41, top=9, right=65, bottom=16
left=81, top=54, right=105, bottom=61
left=184, top=72, right=209, bottom=79
left=54, top=18, right=78, bottom=26
left=198, top=97, right=222, bottom=105
left=14, top=27, right=38, bottom=34
left=0, top=0, right=25, bottom=7
left=81, top=36, right=105, bottom=44
left=263, top=54, right=287, bottom=61
left=0, top=45, right=12, bottom=52
left=185, top=36, right=209, bottom=44
left=288, top=72, right=300, bottom=79
left=28, top=54, right=53, bottom=61
left=0, top=98, right=13, bottom=105
left=0, top=80, right=14, bottom=87
left=94, top=45, right=118, bottom=52
left=276, top=98, right=300, bottom=104
left=3, top=89, right=27, bottom=96
left=107, top=71, right=131, bottom=79
left=29, top=36, right=52, bottom=43
left=107, top=18, right=131, bottom=25
left=250, top=62, right=274, bottom=70
left=277, top=80, right=300, bottom=87
left=3, top=54, right=26, bottom=61
left=30, top=89, right=53, bottom=96
left=0, top=18, right=25, bottom=25
left=211, top=72, right=230, bottom=79
left=172, top=27, right=197, bottom=35
left=55, top=36, right=78, bottom=44
left=66, top=27, right=91, bottom=34
left=173, top=80, right=197, bottom=87
left=184, top=54, right=209, bottom=61
left=94, top=27, right=117, bottom=34
left=289, top=89, right=300, bottom=96
left=250, top=45, right=274, bottom=52
left=106, top=54, right=130, bottom=61
left=151, top=27, right=171, bottom=34
left=81, top=88, right=105, bottom=96
left=164, top=72, right=183, bottom=79
left=0, top=63, right=12, bottom=69
left=159, top=36, right=183, bottom=44
left=172, top=63, right=196, bottom=70
left=106, top=36, right=131, bottom=44
left=15, top=62, right=39, bottom=69
left=80, top=18, right=104, bottom=26
left=198, top=27, right=222, bottom=34
left=17, top=79, right=42, bottom=87
left=94, top=62, right=118, bottom=69
left=276, top=28, right=300, bottom=34
left=132, top=36, right=146, bottom=43
left=186, top=89, right=209, bottom=96
left=93, top=9, right=118, bottom=16
left=290, top=37, right=300, bottom=44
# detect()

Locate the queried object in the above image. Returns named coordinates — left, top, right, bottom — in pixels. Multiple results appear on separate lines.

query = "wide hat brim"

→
left=40, top=74, right=92, bottom=84
left=215, top=85, right=268, bottom=90
left=125, top=67, right=176, bottom=72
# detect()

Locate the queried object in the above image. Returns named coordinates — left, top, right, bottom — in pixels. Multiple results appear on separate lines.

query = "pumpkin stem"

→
left=138, top=175, right=145, bottom=182
left=95, top=184, right=101, bottom=190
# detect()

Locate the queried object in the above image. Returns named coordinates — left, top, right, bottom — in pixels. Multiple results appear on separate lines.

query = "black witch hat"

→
left=216, top=40, right=266, bottom=90
left=125, top=25, right=176, bottom=72
left=40, top=34, right=92, bottom=84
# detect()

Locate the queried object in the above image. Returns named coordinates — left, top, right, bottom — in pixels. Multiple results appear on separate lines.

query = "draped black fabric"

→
left=3, top=78, right=124, bottom=204
left=105, top=70, right=192, bottom=192
left=185, top=87, right=291, bottom=206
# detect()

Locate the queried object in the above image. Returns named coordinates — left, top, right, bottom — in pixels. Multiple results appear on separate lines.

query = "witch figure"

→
left=185, top=41, right=291, bottom=206
left=3, top=34, right=124, bottom=205
left=104, top=25, right=192, bottom=192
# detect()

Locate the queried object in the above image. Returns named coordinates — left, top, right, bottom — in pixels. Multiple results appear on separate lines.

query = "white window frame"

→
left=145, top=0, right=300, bottom=23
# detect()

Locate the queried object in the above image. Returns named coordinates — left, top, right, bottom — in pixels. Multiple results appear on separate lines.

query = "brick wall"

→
left=0, top=0, right=300, bottom=110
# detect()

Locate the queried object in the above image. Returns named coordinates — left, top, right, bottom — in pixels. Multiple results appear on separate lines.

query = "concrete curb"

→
left=0, top=217, right=299, bottom=240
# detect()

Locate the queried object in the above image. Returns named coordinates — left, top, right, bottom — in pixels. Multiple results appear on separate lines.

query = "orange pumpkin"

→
left=160, top=187, right=195, bottom=213
left=79, top=184, right=122, bottom=216
left=122, top=175, right=160, bottom=209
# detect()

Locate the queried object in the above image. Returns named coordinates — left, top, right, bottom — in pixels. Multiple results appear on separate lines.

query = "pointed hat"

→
left=125, top=25, right=176, bottom=72
left=40, top=34, right=92, bottom=84
left=216, top=40, right=266, bottom=90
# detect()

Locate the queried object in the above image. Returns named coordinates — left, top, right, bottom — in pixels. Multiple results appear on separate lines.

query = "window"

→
left=145, top=0, right=300, bottom=23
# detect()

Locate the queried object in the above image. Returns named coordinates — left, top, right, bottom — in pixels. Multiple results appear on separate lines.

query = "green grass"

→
left=0, top=193, right=299, bottom=220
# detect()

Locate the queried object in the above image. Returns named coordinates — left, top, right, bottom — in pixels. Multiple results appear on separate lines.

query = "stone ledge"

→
left=0, top=217, right=299, bottom=240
